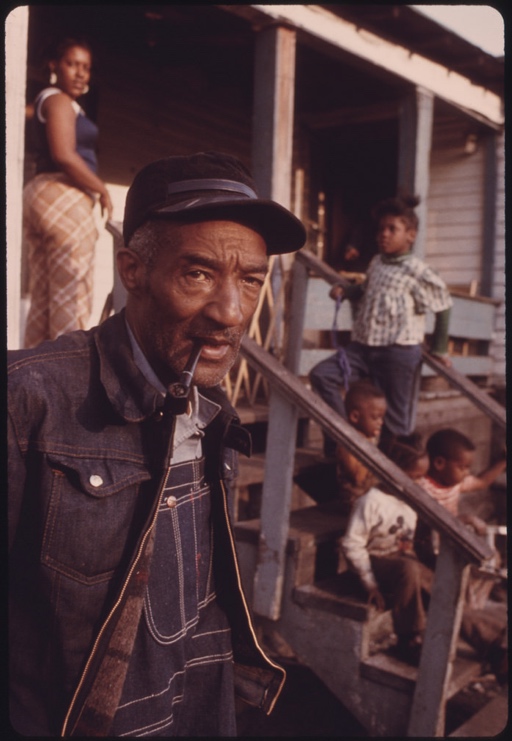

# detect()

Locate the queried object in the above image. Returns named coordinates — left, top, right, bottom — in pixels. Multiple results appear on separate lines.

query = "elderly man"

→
left=8, top=152, right=306, bottom=736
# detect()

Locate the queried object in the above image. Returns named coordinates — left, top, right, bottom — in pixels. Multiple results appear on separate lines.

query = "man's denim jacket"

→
left=8, top=311, right=285, bottom=736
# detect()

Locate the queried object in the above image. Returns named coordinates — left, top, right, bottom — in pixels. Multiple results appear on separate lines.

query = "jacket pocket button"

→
left=166, top=495, right=177, bottom=508
left=89, top=474, right=103, bottom=487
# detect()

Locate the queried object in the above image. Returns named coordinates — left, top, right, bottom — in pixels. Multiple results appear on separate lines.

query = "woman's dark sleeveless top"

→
left=32, top=87, right=98, bottom=175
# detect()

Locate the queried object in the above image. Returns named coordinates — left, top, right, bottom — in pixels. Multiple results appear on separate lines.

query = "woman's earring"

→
left=49, top=72, right=57, bottom=85
left=82, top=85, right=89, bottom=95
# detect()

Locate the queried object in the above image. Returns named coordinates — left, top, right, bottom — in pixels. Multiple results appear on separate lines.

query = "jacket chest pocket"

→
left=42, top=453, right=152, bottom=585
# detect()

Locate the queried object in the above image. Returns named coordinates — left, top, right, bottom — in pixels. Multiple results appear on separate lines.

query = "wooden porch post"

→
left=250, top=23, right=298, bottom=620
left=407, top=539, right=470, bottom=736
left=5, top=6, right=29, bottom=349
left=397, top=87, right=434, bottom=259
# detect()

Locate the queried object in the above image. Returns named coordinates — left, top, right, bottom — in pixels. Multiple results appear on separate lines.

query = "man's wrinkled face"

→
left=125, top=220, right=268, bottom=388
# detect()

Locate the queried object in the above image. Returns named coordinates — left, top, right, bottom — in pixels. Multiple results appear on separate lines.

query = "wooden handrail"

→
left=241, top=335, right=492, bottom=565
left=421, top=351, right=506, bottom=428
left=296, top=249, right=506, bottom=430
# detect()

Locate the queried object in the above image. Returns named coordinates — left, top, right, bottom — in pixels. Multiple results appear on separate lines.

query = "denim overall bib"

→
left=111, top=396, right=236, bottom=736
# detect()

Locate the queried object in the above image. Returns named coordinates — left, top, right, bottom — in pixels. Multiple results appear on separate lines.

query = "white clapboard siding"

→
left=490, top=132, right=506, bottom=384
left=425, top=119, right=484, bottom=288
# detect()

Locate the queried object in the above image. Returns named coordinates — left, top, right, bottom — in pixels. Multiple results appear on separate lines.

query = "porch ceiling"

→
left=328, top=4, right=504, bottom=96
left=222, top=4, right=504, bottom=129
left=26, top=4, right=503, bottom=131
left=24, top=4, right=405, bottom=128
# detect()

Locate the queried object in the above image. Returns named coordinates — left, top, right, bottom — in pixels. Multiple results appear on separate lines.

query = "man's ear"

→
left=116, top=249, right=147, bottom=295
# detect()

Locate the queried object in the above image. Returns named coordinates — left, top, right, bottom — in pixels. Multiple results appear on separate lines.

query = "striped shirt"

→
left=351, top=253, right=452, bottom=346
left=417, top=474, right=481, bottom=516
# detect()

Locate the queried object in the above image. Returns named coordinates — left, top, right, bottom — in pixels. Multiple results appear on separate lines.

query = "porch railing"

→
left=240, top=251, right=503, bottom=736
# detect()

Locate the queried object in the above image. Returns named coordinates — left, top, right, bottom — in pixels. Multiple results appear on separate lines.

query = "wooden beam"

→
left=241, top=336, right=492, bottom=564
left=6, top=6, right=29, bottom=350
left=421, top=351, right=506, bottom=429
left=220, top=4, right=503, bottom=128
left=398, top=87, right=434, bottom=259
left=301, top=100, right=398, bottom=129
left=250, top=23, right=299, bottom=620
left=295, top=248, right=350, bottom=287
left=407, top=540, right=469, bottom=736
left=251, top=24, right=296, bottom=207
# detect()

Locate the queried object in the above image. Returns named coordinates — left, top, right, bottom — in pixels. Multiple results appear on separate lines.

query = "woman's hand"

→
left=44, top=92, right=113, bottom=213
left=99, top=190, right=114, bottom=220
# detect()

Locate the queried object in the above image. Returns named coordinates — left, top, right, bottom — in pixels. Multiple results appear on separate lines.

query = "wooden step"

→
left=235, top=504, right=350, bottom=588
left=449, top=687, right=508, bottom=737
left=235, top=502, right=348, bottom=550
left=292, top=574, right=485, bottom=705
left=361, top=652, right=483, bottom=700
left=293, top=572, right=373, bottom=622
left=235, top=503, right=349, bottom=585
left=237, top=448, right=326, bottom=486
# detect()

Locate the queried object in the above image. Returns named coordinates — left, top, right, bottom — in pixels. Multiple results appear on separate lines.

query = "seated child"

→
left=342, top=435, right=508, bottom=674
left=415, top=427, right=507, bottom=565
left=341, top=437, right=432, bottom=663
left=415, top=428, right=508, bottom=673
left=335, top=380, right=386, bottom=512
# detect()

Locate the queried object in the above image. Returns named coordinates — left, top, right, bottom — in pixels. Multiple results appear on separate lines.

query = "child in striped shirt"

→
left=415, top=427, right=507, bottom=565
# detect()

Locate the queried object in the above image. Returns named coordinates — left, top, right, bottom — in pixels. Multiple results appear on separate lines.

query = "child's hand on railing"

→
left=430, top=351, right=452, bottom=368
left=458, top=513, right=487, bottom=536
left=329, top=284, right=345, bottom=301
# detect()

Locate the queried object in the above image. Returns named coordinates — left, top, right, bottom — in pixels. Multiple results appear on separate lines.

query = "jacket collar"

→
left=95, top=310, right=164, bottom=422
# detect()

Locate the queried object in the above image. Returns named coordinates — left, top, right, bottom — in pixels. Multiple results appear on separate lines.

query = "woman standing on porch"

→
left=23, top=38, right=113, bottom=348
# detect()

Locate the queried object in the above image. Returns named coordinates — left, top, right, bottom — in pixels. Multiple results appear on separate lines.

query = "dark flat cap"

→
left=123, top=151, right=306, bottom=254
